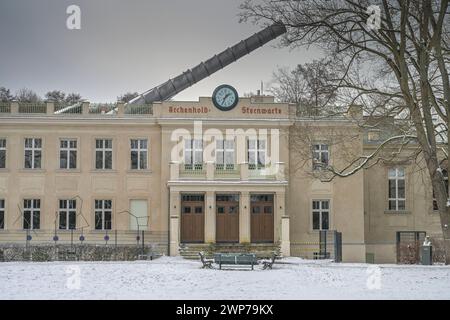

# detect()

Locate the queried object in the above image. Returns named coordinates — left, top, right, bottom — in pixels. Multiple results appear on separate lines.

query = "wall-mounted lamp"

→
left=244, top=205, right=247, bottom=209
left=209, top=205, right=212, bottom=209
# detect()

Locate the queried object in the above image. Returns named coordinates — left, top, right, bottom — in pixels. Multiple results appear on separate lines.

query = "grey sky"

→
left=0, top=0, right=315, bottom=102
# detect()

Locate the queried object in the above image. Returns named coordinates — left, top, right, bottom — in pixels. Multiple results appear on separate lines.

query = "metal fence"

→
left=0, top=229, right=168, bottom=262
left=290, top=230, right=342, bottom=262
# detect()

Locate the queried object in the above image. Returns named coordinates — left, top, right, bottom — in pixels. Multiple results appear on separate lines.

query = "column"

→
left=117, top=101, right=125, bottom=117
left=239, top=191, right=251, bottom=243
left=10, top=101, right=19, bottom=114
left=240, top=162, right=249, bottom=180
left=169, top=191, right=181, bottom=256
left=81, top=101, right=90, bottom=115
left=46, top=101, right=55, bottom=115
left=276, top=191, right=290, bottom=256
left=281, top=216, right=291, bottom=257
left=170, top=161, right=180, bottom=180
left=205, top=191, right=215, bottom=243
left=206, top=161, right=214, bottom=181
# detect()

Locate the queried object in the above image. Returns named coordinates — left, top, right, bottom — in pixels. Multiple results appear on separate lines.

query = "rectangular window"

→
left=24, top=138, right=42, bottom=169
left=60, top=139, right=77, bottom=169
left=95, top=139, right=112, bottom=170
left=312, top=200, right=330, bottom=230
left=433, top=169, right=448, bottom=211
left=129, top=200, right=148, bottom=231
left=388, top=168, right=406, bottom=211
left=313, top=144, right=329, bottom=170
left=248, top=139, right=266, bottom=168
left=216, top=139, right=235, bottom=166
left=130, top=139, right=148, bottom=170
left=0, top=199, right=4, bottom=229
left=59, top=199, right=76, bottom=230
left=94, top=200, right=112, bottom=230
left=23, top=199, right=40, bottom=230
left=184, top=139, right=203, bottom=165
left=0, top=139, right=6, bottom=169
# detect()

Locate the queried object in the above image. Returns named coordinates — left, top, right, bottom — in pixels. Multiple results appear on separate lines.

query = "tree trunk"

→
left=426, top=155, right=450, bottom=264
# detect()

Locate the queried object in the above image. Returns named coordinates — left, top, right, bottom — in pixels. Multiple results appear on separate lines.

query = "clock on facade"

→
left=212, top=84, right=239, bottom=111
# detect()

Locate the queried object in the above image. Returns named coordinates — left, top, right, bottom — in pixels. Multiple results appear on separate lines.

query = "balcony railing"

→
left=180, top=163, right=206, bottom=178
left=0, top=101, right=154, bottom=117
left=248, top=163, right=276, bottom=179
left=171, top=162, right=285, bottom=181
left=215, top=164, right=240, bottom=178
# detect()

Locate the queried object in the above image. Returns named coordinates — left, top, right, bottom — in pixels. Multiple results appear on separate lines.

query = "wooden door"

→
left=216, top=194, right=239, bottom=243
left=180, top=194, right=205, bottom=243
left=250, top=194, right=274, bottom=243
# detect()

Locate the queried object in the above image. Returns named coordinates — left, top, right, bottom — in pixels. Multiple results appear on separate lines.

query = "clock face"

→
left=212, top=85, right=239, bottom=111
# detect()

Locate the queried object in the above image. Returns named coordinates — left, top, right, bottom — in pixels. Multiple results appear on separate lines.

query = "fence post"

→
left=334, top=231, right=342, bottom=262
left=142, top=230, right=145, bottom=257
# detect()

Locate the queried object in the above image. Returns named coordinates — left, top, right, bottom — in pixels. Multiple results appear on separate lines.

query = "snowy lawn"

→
left=0, top=256, right=449, bottom=299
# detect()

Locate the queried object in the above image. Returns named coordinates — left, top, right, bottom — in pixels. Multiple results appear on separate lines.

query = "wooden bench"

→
left=262, top=253, right=279, bottom=270
left=214, top=253, right=258, bottom=270
left=198, top=252, right=214, bottom=269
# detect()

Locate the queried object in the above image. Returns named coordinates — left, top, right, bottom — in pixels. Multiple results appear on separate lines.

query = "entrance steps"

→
left=179, top=243, right=281, bottom=260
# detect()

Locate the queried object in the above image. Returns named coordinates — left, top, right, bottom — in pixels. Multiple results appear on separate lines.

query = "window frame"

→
left=184, top=139, right=203, bottom=165
left=247, top=139, right=266, bottom=167
left=312, top=143, right=329, bottom=171
left=0, top=199, right=5, bottom=229
left=0, top=138, right=6, bottom=169
left=311, top=199, right=330, bottom=231
left=130, top=138, right=148, bottom=170
left=388, top=167, right=406, bottom=211
left=24, top=138, right=42, bottom=169
left=58, top=199, right=77, bottom=230
left=216, top=139, right=235, bottom=166
left=23, top=198, right=41, bottom=230
left=95, top=138, right=113, bottom=170
left=59, top=138, right=78, bottom=170
left=94, top=199, right=113, bottom=230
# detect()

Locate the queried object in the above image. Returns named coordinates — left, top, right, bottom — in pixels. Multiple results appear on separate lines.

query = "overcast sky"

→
left=0, top=0, right=317, bottom=102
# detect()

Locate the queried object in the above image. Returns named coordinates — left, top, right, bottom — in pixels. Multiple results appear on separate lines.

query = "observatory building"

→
left=0, top=92, right=444, bottom=263
left=0, top=23, right=444, bottom=263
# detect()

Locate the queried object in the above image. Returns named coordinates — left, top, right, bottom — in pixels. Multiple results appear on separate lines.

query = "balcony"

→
left=170, top=162, right=285, bottom=181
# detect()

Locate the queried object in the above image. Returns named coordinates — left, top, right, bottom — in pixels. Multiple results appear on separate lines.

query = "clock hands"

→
left=222, top=93, right=231, bottom=105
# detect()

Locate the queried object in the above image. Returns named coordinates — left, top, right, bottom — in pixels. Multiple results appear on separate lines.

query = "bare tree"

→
left=65, top=93, right=83, bottom=105
left=0, top=87, right=13, bottom=102
left=269, top=59, right=339, bottom=116
left=15, top=88, right=42, bottom=103
left=45, top=90, right=66, bottom=102
left=240, top=0, right=450, bottom=263
left=117, top=92, right=139, bottom=103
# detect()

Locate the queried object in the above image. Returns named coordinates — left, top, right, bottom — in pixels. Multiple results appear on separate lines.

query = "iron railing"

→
left=124, top=104, right=153, bottom=115
left=0, top=102, right=11, bottom=113
left=215, top=164, right=240, bottom=177
left=18, top=102, right=47, bottom=114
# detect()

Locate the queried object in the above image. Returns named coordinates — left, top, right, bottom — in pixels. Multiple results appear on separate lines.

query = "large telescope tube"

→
left=128, top=22, right=287, bottom=105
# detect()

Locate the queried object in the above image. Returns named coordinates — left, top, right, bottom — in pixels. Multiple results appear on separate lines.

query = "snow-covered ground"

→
left=0, top=256, right=449, bottom=299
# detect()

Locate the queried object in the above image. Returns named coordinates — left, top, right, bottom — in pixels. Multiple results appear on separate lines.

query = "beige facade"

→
left=0, top=97, right=443, bottom=263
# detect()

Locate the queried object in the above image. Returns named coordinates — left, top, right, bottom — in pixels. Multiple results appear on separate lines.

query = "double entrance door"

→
left=180, top=193, right=274, bottom=244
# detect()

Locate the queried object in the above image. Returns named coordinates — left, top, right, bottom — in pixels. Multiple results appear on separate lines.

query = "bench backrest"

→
left=214, top=253, right=257, bottom=264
